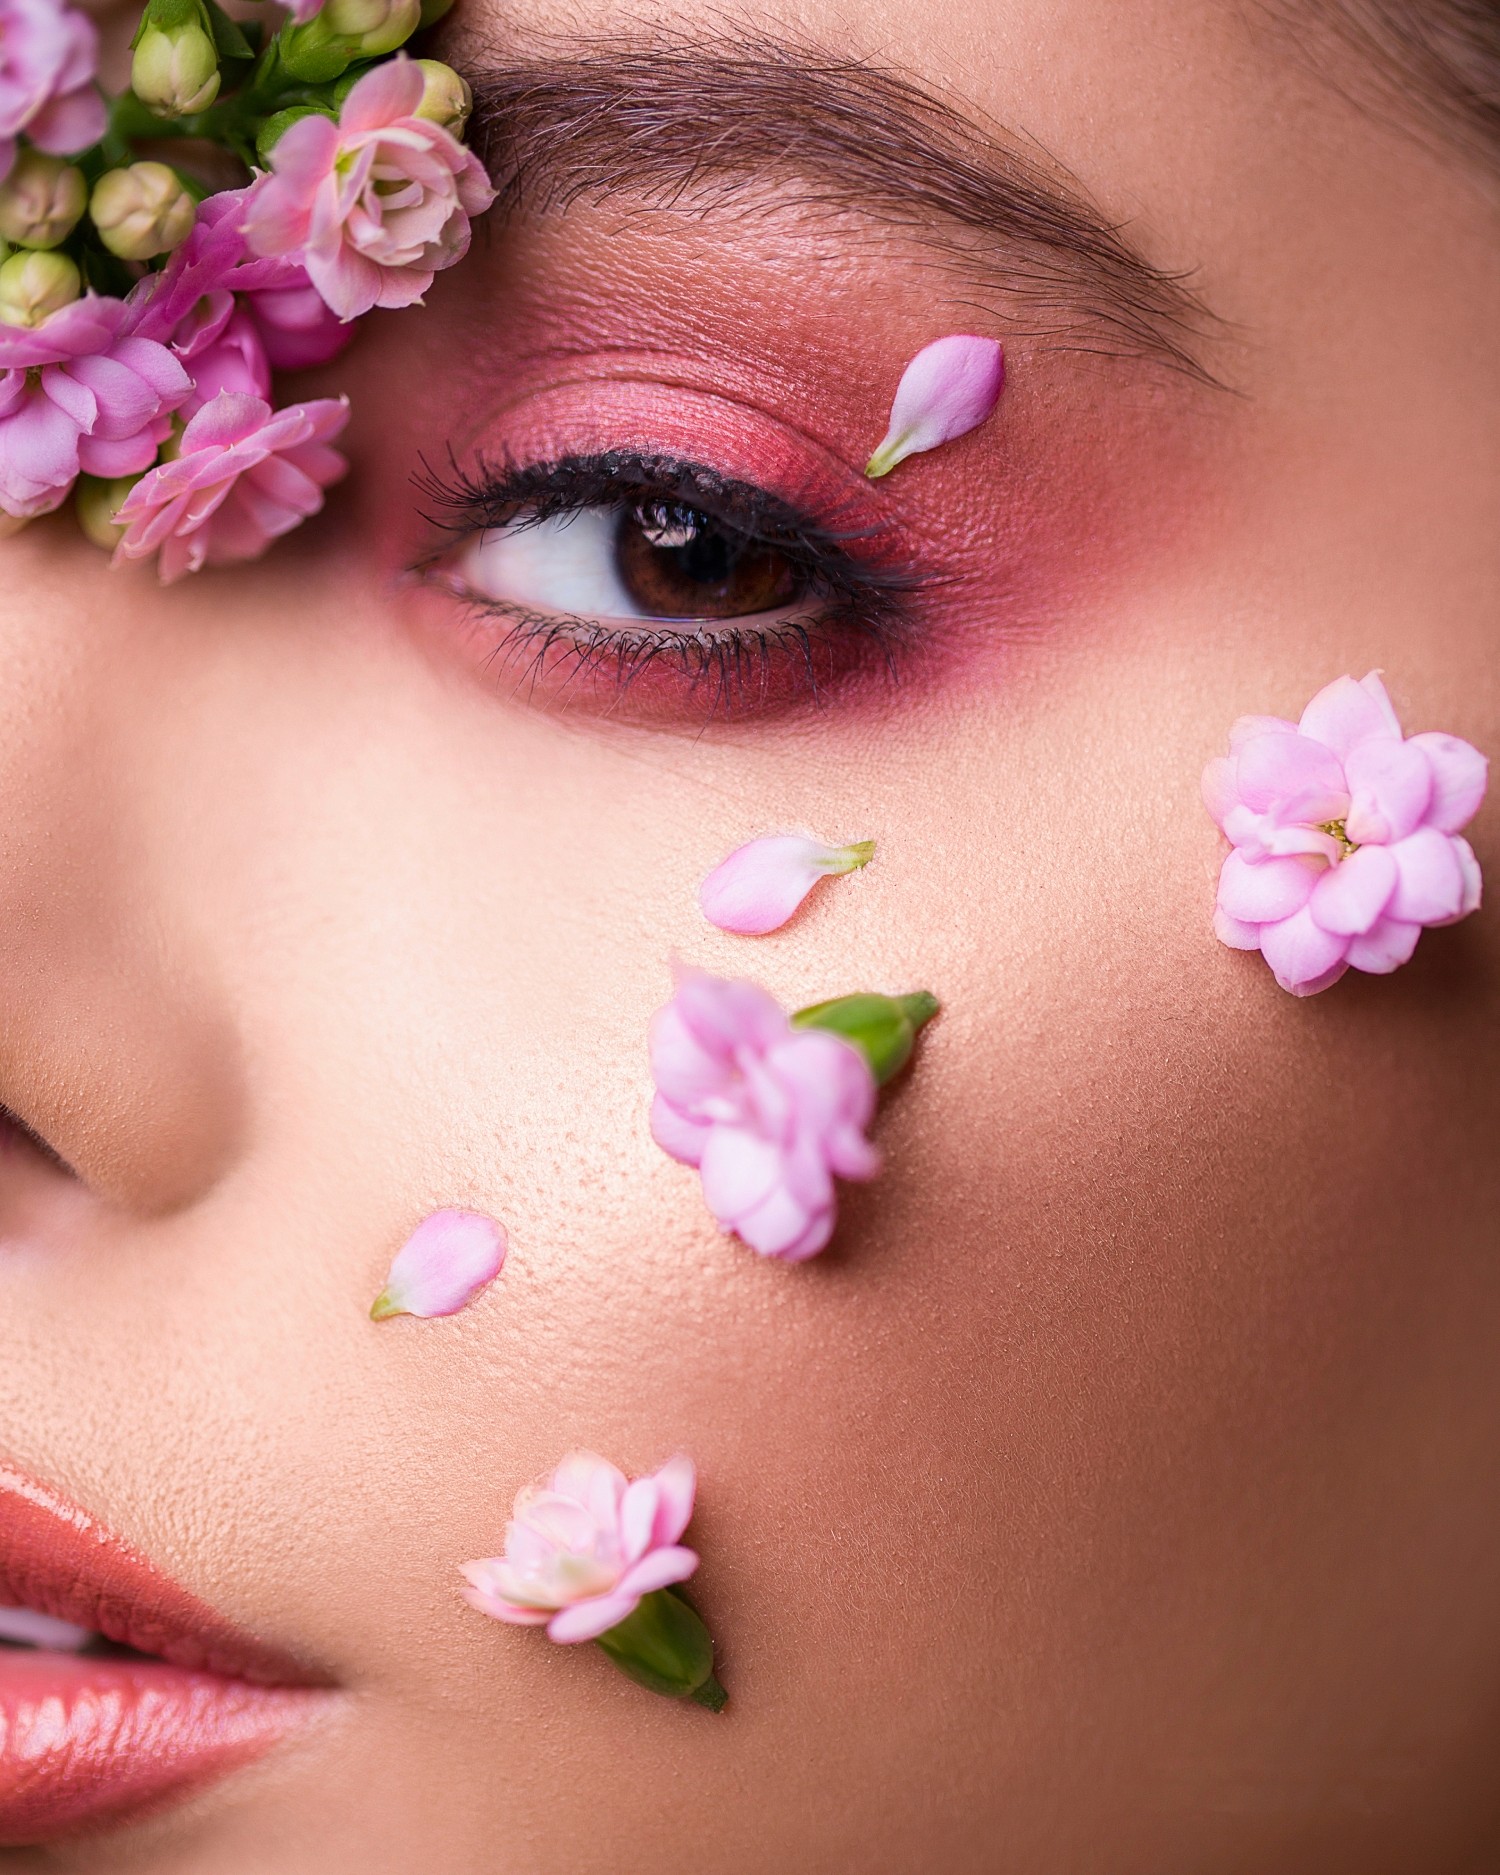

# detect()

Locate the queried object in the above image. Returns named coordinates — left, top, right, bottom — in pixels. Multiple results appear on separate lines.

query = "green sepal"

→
left=790, top=990, right=939, bottom=1085
left=277, top=19, right=354, bottom=84
left=255, top=103, right=336, bottom=162
left=593, top=1587, right=725, bottom=1710
left=202, top=0, right=254, bottom=60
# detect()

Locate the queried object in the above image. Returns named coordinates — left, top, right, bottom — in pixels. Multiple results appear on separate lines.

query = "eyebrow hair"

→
left=462, top=32, right=1218, bottom=383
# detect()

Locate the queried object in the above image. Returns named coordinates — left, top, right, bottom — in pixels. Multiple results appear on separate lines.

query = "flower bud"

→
left=0, top=249, right=81, bottom=328
left=132, top=21, right=220, bottom=116
left=90, top=162, right=196, bottom=260
left=791, top=989, right=939, bottom=1085
left=412, top=58, right=471, bottom=135
left=592, top=1589, right=726, bottom=1710
left=321, top=0, right=419, bottom=53
left=75, top=475, right=143, bottom=550
left=0, top=152, right=87, bottom=251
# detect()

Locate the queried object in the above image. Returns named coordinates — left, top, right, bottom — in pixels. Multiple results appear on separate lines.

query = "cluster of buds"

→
left=0, top=0, right=492, bottom=575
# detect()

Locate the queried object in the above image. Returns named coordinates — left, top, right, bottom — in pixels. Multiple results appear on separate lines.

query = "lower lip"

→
left=0, top=1649, right=319, bottom=1846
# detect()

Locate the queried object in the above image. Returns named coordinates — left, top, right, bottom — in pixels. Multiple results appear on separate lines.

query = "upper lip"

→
left=0, top=1461, right=327, bottom=1687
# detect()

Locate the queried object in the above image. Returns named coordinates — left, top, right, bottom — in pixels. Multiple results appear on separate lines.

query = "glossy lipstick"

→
left=0, top=1463, right=330, bottom=1845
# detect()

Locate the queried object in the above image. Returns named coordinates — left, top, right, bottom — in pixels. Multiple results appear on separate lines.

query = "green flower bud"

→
left=412, top=58, right=471, bottom=135
left=132, top=21, right=220, bottom=116
left=329, top=0, right=420, bottom=52
left=0, top=152, right=87, bottom=251
left=592, top=1589, right=727, bottom=1710
left=791, top=989, right=940, bottom=1085
left=0, top=249, right=81, bottom=328
left=90, top=162, right=196, bottom=260
left=75, top=475, right=142, bottom=550
left=417, top=0, right=454, bottom=23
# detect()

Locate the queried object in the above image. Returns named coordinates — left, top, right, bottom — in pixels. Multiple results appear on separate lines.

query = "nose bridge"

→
left=0, top=624, right=245, bottom=1215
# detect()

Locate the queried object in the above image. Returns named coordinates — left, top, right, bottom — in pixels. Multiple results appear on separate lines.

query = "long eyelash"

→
left=412, top=446, right=924, bottom=715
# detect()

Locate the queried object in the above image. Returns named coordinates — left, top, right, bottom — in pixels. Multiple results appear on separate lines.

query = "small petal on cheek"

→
left=864, top=333, right=1003, bottom=478
left=370, top=1207, right=507, bottom=1319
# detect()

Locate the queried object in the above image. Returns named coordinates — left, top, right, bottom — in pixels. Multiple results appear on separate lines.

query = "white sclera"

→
left=457, top=510, right=644, bottom=619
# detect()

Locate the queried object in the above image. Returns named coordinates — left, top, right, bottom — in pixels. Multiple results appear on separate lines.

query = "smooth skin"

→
left=1, top=0, right=1498, bottom=1868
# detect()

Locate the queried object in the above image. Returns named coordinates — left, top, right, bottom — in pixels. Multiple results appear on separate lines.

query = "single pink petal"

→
left=369, top=1208, right=507, bottom=1319
left=1232, top=731, right=1347, bottom=821
left=1451, top=837, right=1483, bottom=920
left=1344, top=916, right=1423, bottom=975
left=1228, top=714, right=1299, bottom=752
left=614, top=1545, right=699, bottom=1600
left=1201, top=755, right=1239, bottom=828
left=619, top=1477, right=660, bottom=1564
left=1387, top=827, right=1466, bottom=925
left=1215, top=850, right=1319, bottom=924
left=649, top=1092, right=709, bottom=1168
left=1343, top=736, right=1433, bottom=845
left=648, top=1455, right=696, bottom=1547
left=1213, top=908, right=1263, bottom=950
left=699, top=835, right=875, bottom=936
left=1408, top=732, right=1487, bottom=834
left=547, top=1592, right=640, bottom=1644
left=742, top=1188, right=835, bottom=1261
left=1257, top=906, right=1351, bottom=996
left=25, top=84, right=106, bottom=157
left=865, top=334, right=1003, bottom=477
left=698, top=1126, right=783, bottom=1226
left=548, top=1451, right=628, bottom=1527
left=460, top=1583, right=553, bottom=1626
left=339, top=55, right=427, bottom=135
left=1309, top=844, right=1398, bottom=936
left=1297, top=673, right=1402, bottom=757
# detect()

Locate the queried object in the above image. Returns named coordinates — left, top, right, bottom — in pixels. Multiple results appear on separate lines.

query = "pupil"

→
left=614, top=500, right=799, bottom=620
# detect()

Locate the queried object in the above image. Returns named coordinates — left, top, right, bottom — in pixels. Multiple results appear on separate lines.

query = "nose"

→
left=0, top=576, right=245, bottom=1214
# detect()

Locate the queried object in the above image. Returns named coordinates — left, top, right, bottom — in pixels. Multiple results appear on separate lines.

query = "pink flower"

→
left=1204, top=672, right=1487, bottom=995
left=865, top=333, right=1004, bottom=479
left=370, top=1208, right=507, bottom=1320
left=650, top=968, right=880, bottom=1260
left=0, top=0, right=105, bottom=185
left=699, top=835, right=876, bottom=936
left=0, top=295, right=189, bottom=519
left=461, top=1452, right=699, bottom=1644
left=112, top=391, right=348, bottom=582
left=167, top=289, right=273, bottom=418
left=242, top=57, right=496, bottom=322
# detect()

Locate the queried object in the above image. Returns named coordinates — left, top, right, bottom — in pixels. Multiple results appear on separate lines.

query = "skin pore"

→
left=1, top=0, right=1498, bottom=1867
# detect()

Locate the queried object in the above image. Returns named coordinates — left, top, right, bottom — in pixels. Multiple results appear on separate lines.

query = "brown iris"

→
left=613, top=500, right=801, bottom=620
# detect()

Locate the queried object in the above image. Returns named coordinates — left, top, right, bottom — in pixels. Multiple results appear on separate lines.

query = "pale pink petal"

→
left=619, top=1477, right=660, bottom=1564
left=339, top=55, right=426, bottom=135
left=1409, top=732, right=1488, bottom=834
left=648, top=1455, right=696, bottom=1547
left=741, top=1188, right=835, bottom=1260
left=546, top=1593, right=638, bottom=1644
left=1215, top=850, right=1319, bottom=924
left=649, top=1092, right=709, bottom=1168
left=1228, top=713, right=1299, bottom=752
left=1201, top=755, right=1238, bottom=828
left=699, top=834, right=874, bottom=935
left=698, top=1126, right=783, bottom=1227
left=1344, top=916, right=1423, bottom=974
left=370, top=1207, right=506, bottom=1319
left=1233, top=731, right=1347, bottom=821
left=615, top=1546, right=699, bottom=1600
left=866, top=334, right=1003, bottom=477
left=461, top=1583, right=552, bottom=1626
left=1257, top=907, right=1351, bottom=996
left=1309, top=844, right=1399, bottom=936
left=1343, top=736, right=1433, bottom=845
left=1298, top=673, right=1402, bottom=757
left=1451, top=837, right=1483, bottom=920
left=1213, top=908, right=1262, bottom=950
left=1387, top=827, right=1466, bottom=925
left=549, top=1452, right=628, bottom=1527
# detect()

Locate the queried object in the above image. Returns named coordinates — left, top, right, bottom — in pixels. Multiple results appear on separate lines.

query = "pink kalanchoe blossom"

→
left=461, top=1451, right=699, bottom=1644
left=241, top=57, right=496, bottom=322
left=699, top=835, right=876, bottom=936
left=1203, top=671, right=1487, bottom=995
left=113, top=390, right=349, bottom=583
left=0, top=295, right=190, bottom=519
left=865, top=333, right=1004, bottom=478
left=650, top=968, right=880, bottom=1260
left=370, top=1207, right=507, bottom=1320
left=0, top=0, right=106, bottom=185
left=168, top=289, right=273, bottom=418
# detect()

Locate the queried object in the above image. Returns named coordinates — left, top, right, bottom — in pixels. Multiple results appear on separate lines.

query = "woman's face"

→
left=2, top=0, right=1497, bottom=1866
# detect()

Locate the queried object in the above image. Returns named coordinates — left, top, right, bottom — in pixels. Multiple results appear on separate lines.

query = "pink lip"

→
left=0, top=1463, right=332, bottom=1846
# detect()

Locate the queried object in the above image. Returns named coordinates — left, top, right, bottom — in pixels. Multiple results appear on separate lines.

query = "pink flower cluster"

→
left=1204, top=672, right=1486, bottom=994
left=0, top=0, right=104, bottom=185
left=0, top=56, right=494, bottom=573
left=650, top=969, right=881, bottom=1260
left=461, top=1451, right=699, bottom=1644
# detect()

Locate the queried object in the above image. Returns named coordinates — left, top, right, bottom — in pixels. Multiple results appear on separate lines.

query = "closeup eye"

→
left=457, top=500, right=805, bottom=623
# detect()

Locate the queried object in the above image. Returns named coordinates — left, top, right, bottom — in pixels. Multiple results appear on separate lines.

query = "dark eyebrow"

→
left=461, top=32, right=1218, bottom=383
